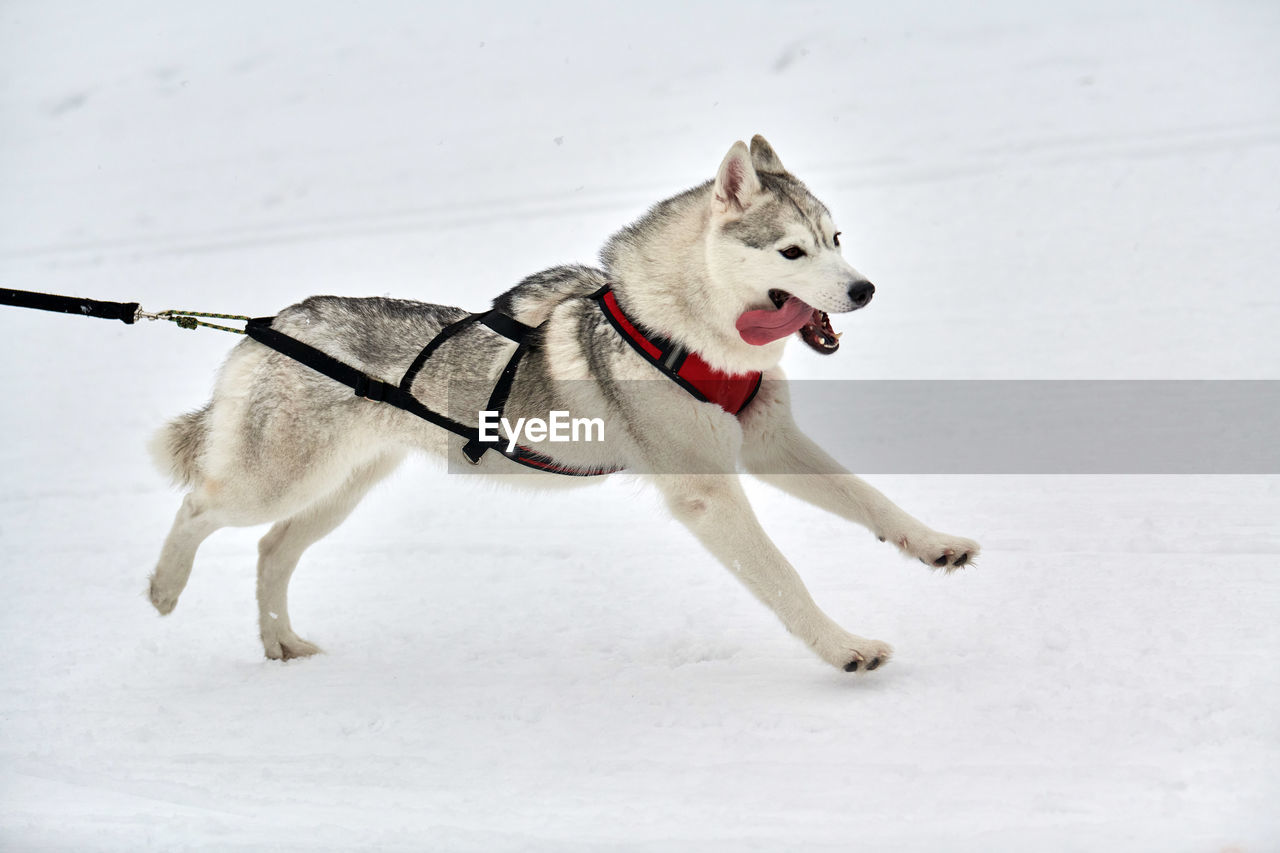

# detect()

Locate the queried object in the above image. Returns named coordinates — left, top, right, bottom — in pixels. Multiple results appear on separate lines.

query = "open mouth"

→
left=734, top=289, right=841, bottom=354
left=771, top=289, right=840, bottom=354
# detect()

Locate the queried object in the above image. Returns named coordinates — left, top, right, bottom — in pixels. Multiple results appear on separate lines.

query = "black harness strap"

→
left=244, top=310, right=614, bottom=476
left=1, top=287, right=138, bottom=324
left=398, top=310, right=483, bottom=394
left=245, top=317, right=481, bottom=442
left=247, top=318, right=394, bottom=404
left=478, top=311, right=535, bottom=341
left=396, top=311, right=535, bottom=397
left=461, top=324, right=534, bottom=464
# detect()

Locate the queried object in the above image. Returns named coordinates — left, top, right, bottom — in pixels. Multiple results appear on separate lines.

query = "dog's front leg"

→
left=741, top=379, right=979, bottom=571
left=652, top=473, right=892, bottom=672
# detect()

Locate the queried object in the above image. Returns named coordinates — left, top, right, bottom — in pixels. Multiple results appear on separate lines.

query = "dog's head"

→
left=707, top=135, right=873, bottom=355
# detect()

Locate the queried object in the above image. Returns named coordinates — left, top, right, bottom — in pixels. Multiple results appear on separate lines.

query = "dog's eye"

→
left=778, top=246, right=806, bottom=260
left=833, top=232, right=841, bottom=247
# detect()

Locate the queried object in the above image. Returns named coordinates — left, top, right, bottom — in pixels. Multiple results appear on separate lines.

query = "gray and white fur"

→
left=149, top=135, right=979, bottom=671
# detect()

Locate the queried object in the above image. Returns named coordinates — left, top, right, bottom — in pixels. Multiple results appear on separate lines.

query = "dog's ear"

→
left=749, top=135, right=786, bottom=175
left=712, top=141, right=763, bottom=216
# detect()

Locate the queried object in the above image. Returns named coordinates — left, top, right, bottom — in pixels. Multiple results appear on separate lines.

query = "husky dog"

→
left=149, top=136, right=978, bottom=673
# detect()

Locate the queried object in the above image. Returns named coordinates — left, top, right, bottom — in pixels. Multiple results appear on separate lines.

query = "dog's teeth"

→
left=833, top=332, right=843, bottom=340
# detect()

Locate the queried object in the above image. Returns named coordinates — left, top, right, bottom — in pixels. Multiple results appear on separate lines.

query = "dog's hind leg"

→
left=149, top=491, right=224, bottom=615
left=256, top=451, right=404, bottom=660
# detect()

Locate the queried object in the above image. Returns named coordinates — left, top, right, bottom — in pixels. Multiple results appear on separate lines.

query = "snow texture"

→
left=1, top=1, right=1278, bottom=850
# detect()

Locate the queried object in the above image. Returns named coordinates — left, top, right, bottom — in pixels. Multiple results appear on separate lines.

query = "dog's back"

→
left=490, top=264, right=608, bottom=326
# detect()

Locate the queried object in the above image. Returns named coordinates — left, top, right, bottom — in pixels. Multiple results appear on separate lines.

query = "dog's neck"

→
left=600, top=182, right=787, bottom=375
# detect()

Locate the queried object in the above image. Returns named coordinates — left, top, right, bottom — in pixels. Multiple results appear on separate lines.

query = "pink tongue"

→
left=736, top=296, right=814, bottom=345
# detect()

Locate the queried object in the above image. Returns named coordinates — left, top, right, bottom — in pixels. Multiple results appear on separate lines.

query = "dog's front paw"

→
left=883, top=528, right=979, bottom=572
left=842, top=638, right=892, bottom=673
left=814, top=630, right=893, bottom=674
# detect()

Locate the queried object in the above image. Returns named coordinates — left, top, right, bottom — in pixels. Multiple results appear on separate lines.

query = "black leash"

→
left=2, top=287, right=139, bottom=324
left=0, top=287, right=251, bottom=334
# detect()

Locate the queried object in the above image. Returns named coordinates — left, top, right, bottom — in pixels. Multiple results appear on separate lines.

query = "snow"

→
left=2, top=1, right=1278, bottom=849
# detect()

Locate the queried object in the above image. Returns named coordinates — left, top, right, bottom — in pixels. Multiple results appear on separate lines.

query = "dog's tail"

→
left=149, top=406, right=209, bottom=488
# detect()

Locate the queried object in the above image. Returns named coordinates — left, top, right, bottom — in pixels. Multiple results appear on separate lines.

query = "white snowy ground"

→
left=1, top=2, right=1278, bottom=850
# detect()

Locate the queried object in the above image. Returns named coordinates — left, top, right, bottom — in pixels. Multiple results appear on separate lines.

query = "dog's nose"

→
left=848, top=280, right=875, bottom=308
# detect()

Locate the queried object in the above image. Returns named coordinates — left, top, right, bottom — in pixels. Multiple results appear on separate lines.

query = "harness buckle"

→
left=461, top=440, right=487, bottom=465
left=354, top=375, right=393, bottom=402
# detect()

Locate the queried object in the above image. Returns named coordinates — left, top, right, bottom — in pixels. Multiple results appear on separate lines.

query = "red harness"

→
left=594, top=287, right=762, bottom=415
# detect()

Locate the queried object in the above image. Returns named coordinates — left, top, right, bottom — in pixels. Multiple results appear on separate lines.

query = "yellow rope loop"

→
left=156, top=310, right=250, bottom=335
